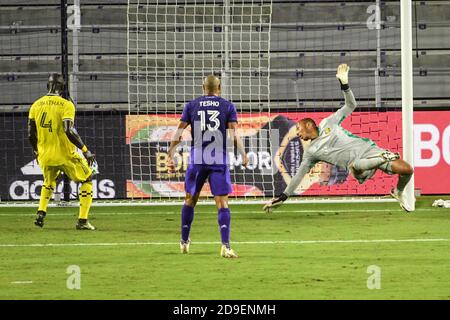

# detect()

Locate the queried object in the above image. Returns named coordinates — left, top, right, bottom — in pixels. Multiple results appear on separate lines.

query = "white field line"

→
left=10, top=281, right=33, bottom=284
left=0, top=198, right=398, bottom=207
left=0, top=208, right=439, bottom=216
left=0, top=238, right=449, bottom=248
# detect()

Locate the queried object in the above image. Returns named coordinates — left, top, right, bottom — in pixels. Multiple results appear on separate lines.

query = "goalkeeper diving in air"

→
left=28, top=73, right=97, bottom=230
left=264, top=64, right=414, bottom=213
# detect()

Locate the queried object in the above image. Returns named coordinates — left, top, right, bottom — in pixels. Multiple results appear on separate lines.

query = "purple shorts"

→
left=184, top=164, right=232, bottom=196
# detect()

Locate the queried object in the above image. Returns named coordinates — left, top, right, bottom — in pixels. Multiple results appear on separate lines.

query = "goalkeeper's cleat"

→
left=390, top=188, right=413, bottom=213
left=76, top=219, right=96, bottom=231
left=180, top=239, right=191, bottom=254
left=221, top=245, right=238, bottom=259
left=34, top=211, right=46, bottom=228
left=263, top=193, right=288, bottom=213
left=381, top=151, right=400, bottom=162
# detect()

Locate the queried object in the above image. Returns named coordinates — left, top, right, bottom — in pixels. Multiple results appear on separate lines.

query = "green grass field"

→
left=0, top=196, right=449, bottom=300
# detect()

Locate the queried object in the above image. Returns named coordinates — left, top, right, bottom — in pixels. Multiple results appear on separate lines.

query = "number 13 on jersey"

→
left=197, top=110, right=220, bottom=131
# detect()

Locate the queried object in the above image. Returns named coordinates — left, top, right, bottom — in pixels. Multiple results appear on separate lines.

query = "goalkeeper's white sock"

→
left=396, top=173, right=413, bottom=193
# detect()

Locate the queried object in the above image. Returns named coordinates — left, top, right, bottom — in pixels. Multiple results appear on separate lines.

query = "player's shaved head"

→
left=203, top=75, right=221, bottom=95
left=297, top=118, right=319, bottom=141
left=299, top=118, right=317, bottom=128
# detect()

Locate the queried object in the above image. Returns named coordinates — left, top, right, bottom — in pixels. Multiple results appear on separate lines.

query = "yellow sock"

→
left=38, top=184, right=55, bottom=212
left=78, top=181, right=93, bottom=220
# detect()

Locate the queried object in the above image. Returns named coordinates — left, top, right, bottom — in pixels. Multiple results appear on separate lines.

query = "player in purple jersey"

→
left=167, top=75, right=248, bottom=258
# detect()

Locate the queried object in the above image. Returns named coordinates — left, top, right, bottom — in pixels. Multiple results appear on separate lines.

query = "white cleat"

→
left=221, top=245, right=238, bottom=258
left=180, top=239, right=191, bottom=254
left=390, top=188, right=413, bottom=213
left=381, top=151, right=400, bottom=162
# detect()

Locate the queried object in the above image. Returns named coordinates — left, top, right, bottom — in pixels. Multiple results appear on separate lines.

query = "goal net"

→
left=127, top=0, right=274, bottom=201
left=127, top=0, right=403, bottom=203
left=267, top=1, right=403, bottom=199
left=0, top=1, right=414, bottom=206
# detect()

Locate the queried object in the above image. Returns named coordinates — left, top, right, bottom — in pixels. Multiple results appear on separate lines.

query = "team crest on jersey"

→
left=324, top=127, right=331, bottom=135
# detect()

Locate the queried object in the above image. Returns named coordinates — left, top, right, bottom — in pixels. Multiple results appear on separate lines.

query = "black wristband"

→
left=338, top=79, right=349, bottom=91
left=279, top=193, right=288, bottom=201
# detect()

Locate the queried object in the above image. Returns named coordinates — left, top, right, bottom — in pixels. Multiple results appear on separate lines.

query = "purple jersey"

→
left=181, top=95, right=238, bottom=165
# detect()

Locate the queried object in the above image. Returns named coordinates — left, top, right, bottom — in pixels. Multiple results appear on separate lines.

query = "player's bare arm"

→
left=167, top=120, right=189, bottom=173
left=27, top=119, right=38, bottom=158
left=227, top=121, right=249, bottom=167
left=63, top=119, right=95, bottom=166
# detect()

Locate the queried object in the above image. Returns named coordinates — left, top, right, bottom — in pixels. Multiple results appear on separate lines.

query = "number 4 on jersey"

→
left=40, top=112, right=53, bottom=132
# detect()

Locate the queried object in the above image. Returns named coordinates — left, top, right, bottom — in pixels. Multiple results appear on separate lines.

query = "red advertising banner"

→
left=126, top=110, right=450, bottom=197
left=276, top=111, right=403, bottom=196
left=272, top=110, right=450, bottom=195
left=413, top=111, right=450, bottom=194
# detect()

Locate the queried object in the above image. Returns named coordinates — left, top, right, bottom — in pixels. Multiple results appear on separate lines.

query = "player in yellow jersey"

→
left=28, top=74, right=96, bottom=230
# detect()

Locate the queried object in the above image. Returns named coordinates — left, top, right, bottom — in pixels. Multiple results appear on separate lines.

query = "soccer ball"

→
left=432, top=199, right=449, bottom=208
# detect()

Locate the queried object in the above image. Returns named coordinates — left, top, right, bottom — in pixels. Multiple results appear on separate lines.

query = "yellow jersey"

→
left=28, top=94, right=77, bottom=166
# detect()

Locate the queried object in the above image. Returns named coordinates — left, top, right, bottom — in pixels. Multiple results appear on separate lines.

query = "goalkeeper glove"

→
left=336, top=63, right=350, bottom=90
left=263, top=193, right=288, bottom=213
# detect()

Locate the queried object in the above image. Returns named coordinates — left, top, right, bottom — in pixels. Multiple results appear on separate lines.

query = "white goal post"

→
left=400, top=0, right=416, bottom=211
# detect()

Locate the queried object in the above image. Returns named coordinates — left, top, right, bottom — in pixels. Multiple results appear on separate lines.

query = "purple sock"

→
left=181, top=205, right=194, bottom=242
left=218, top=208, right=231, bottom=246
